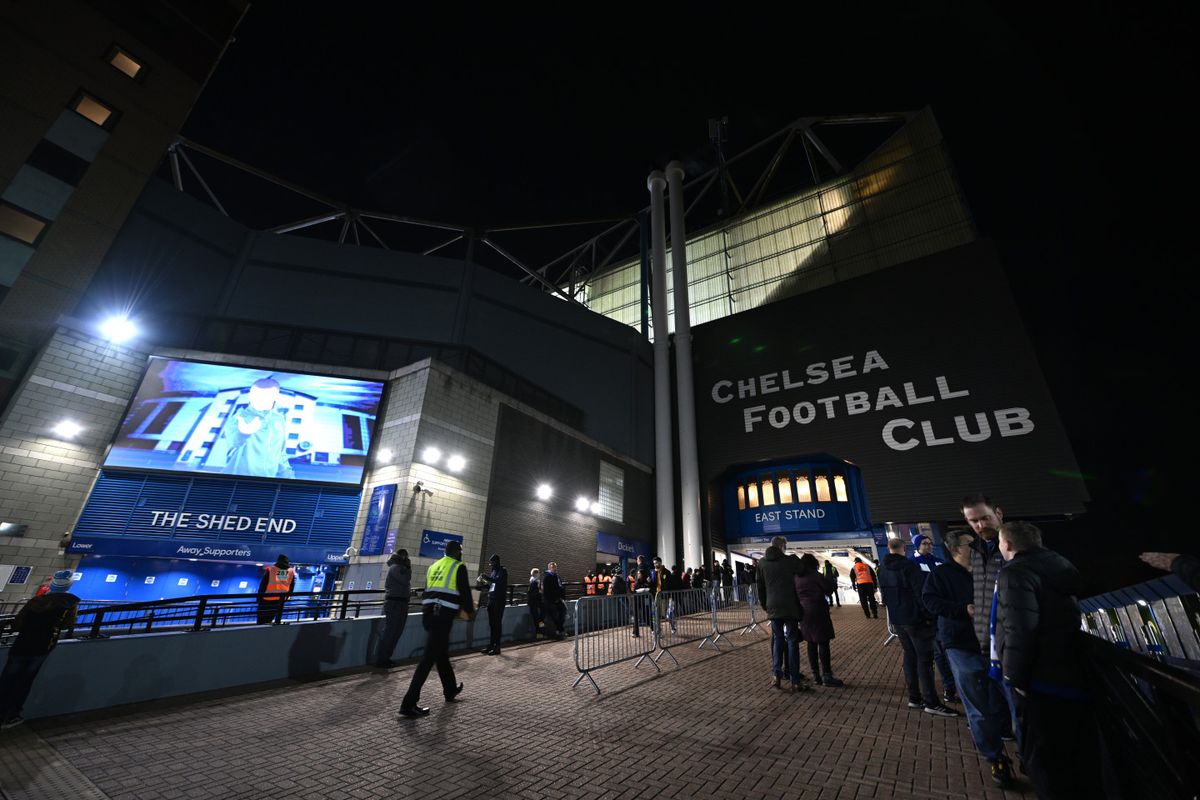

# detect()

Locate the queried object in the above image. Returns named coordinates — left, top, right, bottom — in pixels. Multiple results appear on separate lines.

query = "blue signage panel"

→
left=831, top=551, right=850, bottom=558
left=359, top=484, right=397, bottom=556
left=418, top=530, right=463, bottom=559
left=595, top=531, right=651, bottom=560
left=723, top=455, right=872, bottom=541
left=68, top=535, right=349, bottom=565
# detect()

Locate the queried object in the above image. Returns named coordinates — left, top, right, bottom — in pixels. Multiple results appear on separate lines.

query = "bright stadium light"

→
left=535, top=484, right=553, bottom=501
left=575, top=497, right=590, bottom=512
left=376, top=448, right=393, bottom=463
left=53, top=420, right=83, bottom=439
left=447, top=454, right=466, bottom=473
left=100, top=315, right=137, bottom=343
left=421, top=447, right=442, bottom=465
left=590, top=501, right=602, bottom=515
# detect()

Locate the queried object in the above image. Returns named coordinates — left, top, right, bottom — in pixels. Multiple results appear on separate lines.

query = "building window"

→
left=736, top=485, right=746, bottom=511
left=70, top=91, right=116, bottom=129
left=747, top=483, right=760, bottom=508
left=107, top=45, right=146, bottom=80
left=794, top=472, right=812, bottom=503
left=597, top=461, right=624, bottom=522
left=814, top=474, right=832, bottom=503
left=833, top=475, right=849, bottom=502
left=776, top=475, right=793, bottom=504
left=760, top=478, right=776, bottom=506
left=0, top=203, right=47, bottom=245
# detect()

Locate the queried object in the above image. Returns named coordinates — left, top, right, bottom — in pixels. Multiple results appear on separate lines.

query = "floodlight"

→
left=447, top=454, right=466, bottom=472
left=100, top=315, right=137, bottom=343
left=376, top=448, right=393, bottom=463
left=590, top=501, right=602, bottom=515
left=535, top=484, right=553, bottom=500
left=53, top=420, right=83, bottom=438
left=575, top=497, right=590, bottom=512
left=421, top=447, right=442, bottom=464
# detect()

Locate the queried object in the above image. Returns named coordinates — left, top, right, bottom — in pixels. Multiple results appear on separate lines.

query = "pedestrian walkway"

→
left=1, top=610, right=1025, bottom=799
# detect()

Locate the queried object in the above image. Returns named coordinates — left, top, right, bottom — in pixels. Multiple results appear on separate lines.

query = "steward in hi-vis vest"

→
left=584, top=573, right=597, bottom=595
left=851, top=558, right=879, bottom=619
left=399, top=540, right=474, bottom=718
left=256, top=554, right=295, bottom=625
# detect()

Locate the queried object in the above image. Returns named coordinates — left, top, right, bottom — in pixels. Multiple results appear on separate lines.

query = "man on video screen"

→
left=219, top=378, right=295, bottom=479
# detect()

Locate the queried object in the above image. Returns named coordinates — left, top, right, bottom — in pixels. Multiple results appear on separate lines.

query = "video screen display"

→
left=104, top=358, right=385, bottom=485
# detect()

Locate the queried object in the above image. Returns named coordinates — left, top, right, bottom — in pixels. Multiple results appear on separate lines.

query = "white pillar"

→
left=666, top=161, right=703, bottom=572
left=648, top=170, right=676, bottom=568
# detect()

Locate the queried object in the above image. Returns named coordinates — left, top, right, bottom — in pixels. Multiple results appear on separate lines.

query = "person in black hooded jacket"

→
left=996, top=521, right=1103, bottom=800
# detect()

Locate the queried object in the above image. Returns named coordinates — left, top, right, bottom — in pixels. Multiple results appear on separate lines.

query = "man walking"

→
left=996, top=521, right=1103, bottom=799
left=398, top=540, right=474, bottom=718
left=0, top=570, right=80, bottom=728
left=542, top=561, right=566, bottom=640
left=822, top=559, right=841, bottom=607
left=375, top=549, right=412, bottom=668
left=479, top=553, right=508, bottom=655
left=923, top=529, right=1014, bottom=787
left=878, top=537, right=958, bottom=718
left=756, top=536, right=810, bottom=692
left=849, top=557, right=878, bottom=618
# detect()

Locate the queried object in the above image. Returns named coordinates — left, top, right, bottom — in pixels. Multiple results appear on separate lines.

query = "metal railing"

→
left=1084, top=632, right=1200, bottom=799
left=572, top=584, right=767, bottom=694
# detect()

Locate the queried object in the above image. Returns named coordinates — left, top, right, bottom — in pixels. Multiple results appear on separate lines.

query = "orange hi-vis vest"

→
left=852, top=562, right=874, bottom=586
left=263, top=566, right=294, bottom=600
left=599, top=574, right=611, bottom=592
left=584, top=576, right=597, bottom=595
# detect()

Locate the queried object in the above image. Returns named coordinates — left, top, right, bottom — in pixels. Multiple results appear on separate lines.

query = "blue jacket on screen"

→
left=921, top=560, right=978, bottom=651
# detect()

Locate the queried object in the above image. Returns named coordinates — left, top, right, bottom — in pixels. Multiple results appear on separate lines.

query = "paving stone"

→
left=0, top=610, right=1029, bottom=799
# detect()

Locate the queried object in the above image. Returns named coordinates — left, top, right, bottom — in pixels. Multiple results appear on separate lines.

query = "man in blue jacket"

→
left=878, top=537, right=958, bottom=718
left=923, top=529, right=1014, bottom=788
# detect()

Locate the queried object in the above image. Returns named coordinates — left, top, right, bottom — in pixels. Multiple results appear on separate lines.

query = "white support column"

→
left=648, top=170, right=676, bottom=568
left=666, top=161, right=703, bottom=572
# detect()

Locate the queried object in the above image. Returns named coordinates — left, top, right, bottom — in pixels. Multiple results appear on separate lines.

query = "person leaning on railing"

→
left=374, top=550, right=412, bottom=668
left=0, top=571, right=79, bottom=729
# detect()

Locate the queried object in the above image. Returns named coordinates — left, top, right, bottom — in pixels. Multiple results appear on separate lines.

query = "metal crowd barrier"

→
left=572, top=592, right=659, bottom=693
left=572, top=585, right=773, bottom=694
left=712, top=583, right=758, bottom=641
left=1080, top=576, right=1200, bottom=667
left=653, top=588, right=719, bottom=666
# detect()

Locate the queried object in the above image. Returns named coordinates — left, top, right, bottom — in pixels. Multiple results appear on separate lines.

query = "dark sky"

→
left=182, top=3, right=1193, bottom=591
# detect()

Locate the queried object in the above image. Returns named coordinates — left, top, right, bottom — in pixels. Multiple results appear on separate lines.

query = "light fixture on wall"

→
left=535, top=484, right=553, bottom=500
left=53, top=420, right=83, bottom=439
left=421, top=447, right=442, bottom=465
left=590, top=501, right=602, bottom=515
left=446, top=454, right=466, bottom=472
left=376, top=448, right=393, bottom=463
left=100, top=315, right=137, bottom=344
left=575, top=497, right=590, bottom=512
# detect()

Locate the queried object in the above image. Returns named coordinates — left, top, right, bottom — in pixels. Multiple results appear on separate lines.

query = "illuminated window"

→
left=760, top=479, right=776, bottom=506
left=834, top=475, right=848, bottom=502
left=71, top=91, right=115, bottom=128
left=794, top=472, right=812, bottom=503
left=597, top=461, right=624, bottom=522
left=814, top=474, right=832, bottom=502
left=776, top=475, right=793, bottom=504
left=737, top=485, right=746, bottom=511
left=107, top=45, right=145, bottom=80
left=0, top=203, right=46, bottom=245
left=747, top=483, right=760, bottom=508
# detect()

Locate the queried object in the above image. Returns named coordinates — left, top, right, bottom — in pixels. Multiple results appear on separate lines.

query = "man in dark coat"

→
left=878, top=538, right=958, bottom=717
left=996, top=521, right=1103, bottom=800
left=923, top=530, right=1014, bottom=788
left=375, top=549, right=412, bottom=668
left=821, top=559, right=841, bottom=607
left=479, top=553, right=508, bottom=655
left=0, top=570, right=79, bottom=728
left=960, top=493, right=1019, bottom=739
left=542, top=561, right=566, bottom=640
left=795, top=554, right=843, bottom=686
left=755, top=537, right=809, bottom=691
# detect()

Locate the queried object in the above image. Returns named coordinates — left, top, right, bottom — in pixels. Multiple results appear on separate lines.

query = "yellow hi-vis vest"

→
left=422, top=556, right=463, bottom=610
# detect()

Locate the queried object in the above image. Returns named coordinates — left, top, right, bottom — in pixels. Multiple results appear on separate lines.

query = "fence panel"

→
left=653, top=588, right=718, bottom=667
left=712, top=583, right=760, bottom=644
left=572, top=593, right=658, bottom=694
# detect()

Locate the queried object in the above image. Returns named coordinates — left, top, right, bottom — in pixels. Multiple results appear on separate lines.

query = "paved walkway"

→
left=0, top=608, right=1028, bottom=799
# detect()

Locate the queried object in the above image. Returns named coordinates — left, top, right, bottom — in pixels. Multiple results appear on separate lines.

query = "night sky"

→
left=180, top=4, right=1192, bottom=592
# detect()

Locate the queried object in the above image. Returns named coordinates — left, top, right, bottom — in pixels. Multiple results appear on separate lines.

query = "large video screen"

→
left=104, top=358, right=385, bottom=485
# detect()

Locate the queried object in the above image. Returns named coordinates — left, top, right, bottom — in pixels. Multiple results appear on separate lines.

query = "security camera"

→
left=413, top=481, right=434, bottom=497
left=343, top=546, right=358, bottom=558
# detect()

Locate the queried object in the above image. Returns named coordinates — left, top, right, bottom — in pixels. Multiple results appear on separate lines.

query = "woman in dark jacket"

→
left=527, top=568, right=544, bottom=639
left=795, top=554, right=845, bottom=686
